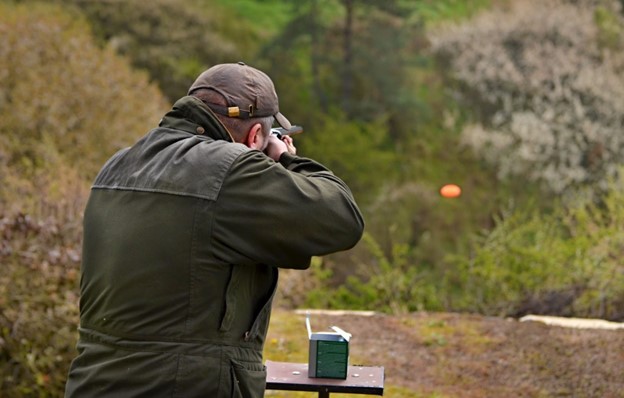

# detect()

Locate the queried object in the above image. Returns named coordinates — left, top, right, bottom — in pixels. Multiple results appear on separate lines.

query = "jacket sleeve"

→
left=211, top=151, right=365, bottom=269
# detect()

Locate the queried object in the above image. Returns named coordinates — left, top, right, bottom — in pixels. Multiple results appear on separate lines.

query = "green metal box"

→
left=308, top=332, right=349, bottom=379
left=306, top=314, right=351, bottom=379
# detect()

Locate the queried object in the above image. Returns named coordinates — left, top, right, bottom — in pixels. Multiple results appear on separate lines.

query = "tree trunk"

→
left=342, top=0, right=354, bottom=118
left=310, top=0, right=328, bottom=112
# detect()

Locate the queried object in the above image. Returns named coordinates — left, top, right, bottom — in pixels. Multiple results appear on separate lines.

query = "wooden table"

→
left=265, top=360, right=384, bottom=397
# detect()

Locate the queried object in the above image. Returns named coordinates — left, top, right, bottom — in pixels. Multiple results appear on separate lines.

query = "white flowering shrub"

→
left=430, top=0, right=624, bottom=193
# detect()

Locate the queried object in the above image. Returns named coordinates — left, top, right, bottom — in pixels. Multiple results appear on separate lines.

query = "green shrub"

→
left=447, top=207, right=576, bottom=315
left=448, top=176, right=624, bottom=320
left=306, top=233, right=443, bottom=314
left=305, top=176, right=624, bottom=320
left=301, top=112, right=400, bottom=205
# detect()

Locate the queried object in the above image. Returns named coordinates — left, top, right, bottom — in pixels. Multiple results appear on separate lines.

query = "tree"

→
left=51, top=0, right=251, bottom=102
left=262, top=0, right=428, bottom=141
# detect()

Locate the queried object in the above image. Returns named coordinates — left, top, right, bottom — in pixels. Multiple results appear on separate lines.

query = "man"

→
left=64, top=62, right=364, bottom=397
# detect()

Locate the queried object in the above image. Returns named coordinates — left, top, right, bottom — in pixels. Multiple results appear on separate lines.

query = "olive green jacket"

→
left=64, top=97, right=364, bottom=398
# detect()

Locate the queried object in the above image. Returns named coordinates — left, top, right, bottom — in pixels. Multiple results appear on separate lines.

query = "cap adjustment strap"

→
left=207, top=103, right=270, bottom=120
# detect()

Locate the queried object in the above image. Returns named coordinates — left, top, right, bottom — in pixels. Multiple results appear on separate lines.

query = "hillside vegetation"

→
left=1, top=0, right=624, bottom=396
left=0, top=3, right=166, bottom=396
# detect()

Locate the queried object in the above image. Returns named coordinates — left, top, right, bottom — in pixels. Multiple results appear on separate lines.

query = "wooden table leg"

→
left=318, top=388, right=330, bottom=398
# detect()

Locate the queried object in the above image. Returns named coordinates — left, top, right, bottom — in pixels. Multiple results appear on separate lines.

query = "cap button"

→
left=196, top=126, right=205, bottom=134
left=237, top=61, right=246, bottom=66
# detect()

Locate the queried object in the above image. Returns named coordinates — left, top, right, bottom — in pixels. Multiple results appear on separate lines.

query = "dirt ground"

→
left=266, top=310, right=624, bottom=398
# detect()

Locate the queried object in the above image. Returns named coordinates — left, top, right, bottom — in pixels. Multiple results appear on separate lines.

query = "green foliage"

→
left=212, top=0, right=296, bottom=37
left=306, top=233, right=443, bottom=314
left=447, top=208, right=575, bottom=314
left=262, top=0, right=431, bottom=141
left=310, top=173, right=624, bottom=319
left=343, top=233, right=434, bottom=314
left=594, top=5, right=624, bottom=49
left=447, top=176, right=624, bottom=320
left=407, top=0, right=495, bottom=26
left=301, top=112, right=400, bottom=204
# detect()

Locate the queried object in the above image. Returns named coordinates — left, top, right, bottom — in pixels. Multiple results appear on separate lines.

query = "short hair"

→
left=191, top=88, right=273, bottom=142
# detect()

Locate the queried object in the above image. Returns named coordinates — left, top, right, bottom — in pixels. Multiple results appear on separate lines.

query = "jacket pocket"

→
left=219, top=266, right=240, bottom=332
left=230, top=359, right=266, bottom=398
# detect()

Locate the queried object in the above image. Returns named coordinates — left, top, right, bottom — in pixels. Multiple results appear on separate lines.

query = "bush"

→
left=430, top=0, right=624, bottom=194
left=447, top=175, right=624, bottom=320
left=0, top=3, right=170, bottom=396
left=0, top=213, right=81, bottom=397
left=301, top=112, right=400, bottom=205
left=304, top=233, right=443, bottom=314
left=0, top=2, right=168, bottom=188
left=57, top=0, right=255, bottom=102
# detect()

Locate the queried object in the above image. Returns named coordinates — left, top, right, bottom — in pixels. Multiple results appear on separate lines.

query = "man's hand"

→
left=264, top=133, right=297, bottom=161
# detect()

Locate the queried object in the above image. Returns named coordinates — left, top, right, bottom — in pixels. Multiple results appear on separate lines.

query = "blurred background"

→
left=1, top=0, right=624, bottom=395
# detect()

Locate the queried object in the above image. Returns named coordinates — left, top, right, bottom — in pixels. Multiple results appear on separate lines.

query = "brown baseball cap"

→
left=187, top=62, right=292, bottom=129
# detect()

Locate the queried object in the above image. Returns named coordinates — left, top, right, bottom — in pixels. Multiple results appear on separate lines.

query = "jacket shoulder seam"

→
left=90, top=185, right=217, bottom=201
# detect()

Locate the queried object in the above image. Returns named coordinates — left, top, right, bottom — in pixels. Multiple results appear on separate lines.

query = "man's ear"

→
left=245, top=123, right=263, bottom=149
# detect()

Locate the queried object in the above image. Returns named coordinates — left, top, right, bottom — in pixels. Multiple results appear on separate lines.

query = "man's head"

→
left=188, top=62, right=291, bottom=150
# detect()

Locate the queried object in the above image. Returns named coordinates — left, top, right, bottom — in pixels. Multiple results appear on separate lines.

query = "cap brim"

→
left=275, top=112, right=292, bottom=130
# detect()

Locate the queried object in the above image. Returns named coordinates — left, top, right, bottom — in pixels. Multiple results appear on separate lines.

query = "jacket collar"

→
left=158, top=96, right=234, bottom=142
